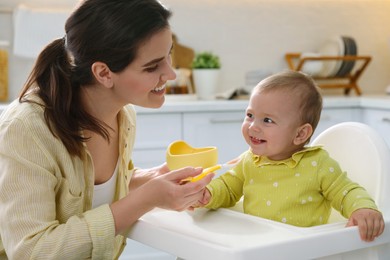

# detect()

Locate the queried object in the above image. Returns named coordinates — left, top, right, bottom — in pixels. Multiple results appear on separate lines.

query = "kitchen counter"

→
left=134, top=95, right=390, bottom=114
left=1, top=95, right=389, bottom=114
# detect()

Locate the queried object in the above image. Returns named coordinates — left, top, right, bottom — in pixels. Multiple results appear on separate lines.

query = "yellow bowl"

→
left=166, top=140, right=218, bottom=170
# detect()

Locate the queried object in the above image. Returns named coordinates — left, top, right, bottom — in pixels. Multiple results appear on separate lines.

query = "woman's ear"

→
left=293, top=123, right=313, bottom=145
left=91, top=61, right=114, bottom=89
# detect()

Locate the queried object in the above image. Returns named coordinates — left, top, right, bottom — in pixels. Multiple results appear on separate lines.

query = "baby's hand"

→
left=187, top=188, right=212, bottom=211
left=346, top=208, right=385, bottom=242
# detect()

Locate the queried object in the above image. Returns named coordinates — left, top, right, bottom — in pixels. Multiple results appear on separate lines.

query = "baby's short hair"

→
left=253, top=70, right=323, bottom=133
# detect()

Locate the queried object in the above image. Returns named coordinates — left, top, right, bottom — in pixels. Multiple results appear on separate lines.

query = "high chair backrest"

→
left=311, top=122, right=390, bottom=223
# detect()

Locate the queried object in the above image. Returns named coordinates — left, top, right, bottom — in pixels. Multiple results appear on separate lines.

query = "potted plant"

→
left=191, top=51, right=221, bottom=100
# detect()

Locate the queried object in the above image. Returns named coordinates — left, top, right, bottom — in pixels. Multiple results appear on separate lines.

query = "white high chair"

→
left=127, top=122, right=390, bottom=260
left=311, top=122, right=390, bottom=223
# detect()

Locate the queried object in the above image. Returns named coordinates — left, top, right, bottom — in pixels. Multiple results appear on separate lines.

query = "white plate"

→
left=300, top=52, right=323, bottom=76
left=317, top=36, right=344, bottom=77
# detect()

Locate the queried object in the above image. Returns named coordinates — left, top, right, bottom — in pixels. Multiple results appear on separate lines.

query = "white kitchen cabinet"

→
left=132, top=111, right=249, bottom=168
left=132, top=113, right=182, bottom=168
left=313, top=107, right=361, bottom=140
left=182, top=111, right=248, bottom=164
left=362, top=108, right=390, bottom=148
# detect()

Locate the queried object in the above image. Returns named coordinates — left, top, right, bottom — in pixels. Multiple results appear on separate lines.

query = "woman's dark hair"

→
left=19, top=0, right=172, bottom=157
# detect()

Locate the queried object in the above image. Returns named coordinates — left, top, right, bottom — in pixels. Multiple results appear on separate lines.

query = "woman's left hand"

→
left=129, top=163, right=170, bottom=189
left=154, top=163, right=170, bottom=176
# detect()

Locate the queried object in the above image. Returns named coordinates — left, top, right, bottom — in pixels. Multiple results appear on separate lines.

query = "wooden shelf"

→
left=285, top=53, right=371, bottom=96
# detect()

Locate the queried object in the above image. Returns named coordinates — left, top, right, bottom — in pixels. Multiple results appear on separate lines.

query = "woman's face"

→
left=241, top=89, right=303, bottom=160
left=111, top=28, right=176, bottom=108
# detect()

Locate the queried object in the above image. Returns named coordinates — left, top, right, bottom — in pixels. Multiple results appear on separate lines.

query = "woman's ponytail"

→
left=20, top=37, right=85, bottom=156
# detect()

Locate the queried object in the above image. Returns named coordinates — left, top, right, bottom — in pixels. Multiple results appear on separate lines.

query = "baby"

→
left=193, top=70, right=384, bottom=242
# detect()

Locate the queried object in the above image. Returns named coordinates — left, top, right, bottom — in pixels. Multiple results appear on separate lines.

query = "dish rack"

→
left=285, top=53, right=371, bottom=95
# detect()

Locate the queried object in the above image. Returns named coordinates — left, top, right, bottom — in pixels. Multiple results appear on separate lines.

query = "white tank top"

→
left=92, top=160, right=119, bottom=208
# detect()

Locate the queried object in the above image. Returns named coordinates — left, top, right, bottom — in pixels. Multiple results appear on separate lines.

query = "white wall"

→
left=1, top=0, right=390, bottom=101
left=165, top=0, right=390, bottom=95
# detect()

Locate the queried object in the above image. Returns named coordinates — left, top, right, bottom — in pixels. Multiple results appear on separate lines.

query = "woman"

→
left=0, top=0, right=213, bottom=259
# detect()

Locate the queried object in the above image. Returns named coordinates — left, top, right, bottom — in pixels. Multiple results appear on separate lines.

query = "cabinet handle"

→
left=210, top=118, right=243, bottom=124
left=382, top=118, right=390, bottom=123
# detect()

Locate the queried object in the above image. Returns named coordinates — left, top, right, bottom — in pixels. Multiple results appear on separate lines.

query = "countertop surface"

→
left=1, top=95, right=390, bottom=114
left=134, top=95, right=390, bottom=113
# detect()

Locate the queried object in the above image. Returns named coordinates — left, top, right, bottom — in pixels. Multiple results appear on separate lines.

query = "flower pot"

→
left=192, top=69, right=220, bottom=100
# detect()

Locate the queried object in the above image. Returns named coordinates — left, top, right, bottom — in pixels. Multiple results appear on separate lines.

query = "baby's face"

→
left=241, top=90, right=303, bottom=160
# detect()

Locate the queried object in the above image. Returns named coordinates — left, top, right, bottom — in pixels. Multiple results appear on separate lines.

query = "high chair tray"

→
left=128, top=207, right=390, bottom=260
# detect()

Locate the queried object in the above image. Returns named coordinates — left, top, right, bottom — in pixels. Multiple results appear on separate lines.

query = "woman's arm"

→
left=0, top=115, right=113, bottom=259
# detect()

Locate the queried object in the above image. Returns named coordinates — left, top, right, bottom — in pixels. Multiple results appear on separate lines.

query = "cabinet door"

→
left=362, top=108, right=390, bottom=148
left=183, top=112, right=248, bottom=164
left=133, top=113, right=182, bottom=168
left=313, top=108, right=361, bottom=140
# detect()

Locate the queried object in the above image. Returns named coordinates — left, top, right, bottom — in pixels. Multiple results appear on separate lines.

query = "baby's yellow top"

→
left=206, top=146, right=378, bottom=227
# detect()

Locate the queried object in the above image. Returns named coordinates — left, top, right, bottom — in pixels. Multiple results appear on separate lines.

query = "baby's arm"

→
left=346, top=208, right=385, bottom=242
left=318, top=152, right=385, bottom=242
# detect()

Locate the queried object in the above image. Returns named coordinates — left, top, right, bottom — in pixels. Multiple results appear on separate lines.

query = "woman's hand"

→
left=111, top=166, right=213, bottom=235
left=129, top=163, right=170, bottom=189
left=144, top=167, right=214, bottom=211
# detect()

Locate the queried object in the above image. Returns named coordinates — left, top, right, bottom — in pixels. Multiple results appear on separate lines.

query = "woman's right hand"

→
left=145, top=167, right=214, bottom=211
left=110, top=167, right=214, bottom=235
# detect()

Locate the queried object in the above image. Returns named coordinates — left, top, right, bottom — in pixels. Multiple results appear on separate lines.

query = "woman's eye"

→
left=145, top=64, right=158, bottom=72
left=263, top=117, right=273, bottom=123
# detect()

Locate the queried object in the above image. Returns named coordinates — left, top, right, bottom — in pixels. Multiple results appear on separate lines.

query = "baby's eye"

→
left=246, top=112, right=253, bottom=119
left=263, top=117, right=273, bottom=123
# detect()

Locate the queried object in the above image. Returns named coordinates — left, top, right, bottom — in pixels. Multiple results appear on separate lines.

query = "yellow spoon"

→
left=180, top=157, right=241, bottom=184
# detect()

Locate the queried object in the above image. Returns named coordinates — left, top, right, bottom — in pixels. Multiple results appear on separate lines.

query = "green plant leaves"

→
left=191, top=51, right=221, bottom=69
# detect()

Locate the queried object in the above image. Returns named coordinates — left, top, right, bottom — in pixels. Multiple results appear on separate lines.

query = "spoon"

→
left=180, top=157, right=241, bottom=184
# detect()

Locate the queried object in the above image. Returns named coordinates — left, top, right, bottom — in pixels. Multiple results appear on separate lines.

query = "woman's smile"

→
left=151, top=84, right=166, bottom=94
